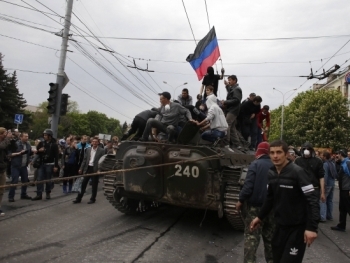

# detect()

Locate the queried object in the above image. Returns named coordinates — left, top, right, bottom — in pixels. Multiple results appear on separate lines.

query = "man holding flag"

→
left=186, top=26, right=224, bottom=99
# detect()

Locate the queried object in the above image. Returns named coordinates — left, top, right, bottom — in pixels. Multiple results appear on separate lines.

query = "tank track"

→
left=102, top=159, right=158, bottom=215
left=222, top=167, right=245, bottom=231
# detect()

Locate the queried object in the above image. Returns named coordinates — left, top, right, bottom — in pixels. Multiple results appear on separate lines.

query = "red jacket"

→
left=257, top=110, right=270, bottom=129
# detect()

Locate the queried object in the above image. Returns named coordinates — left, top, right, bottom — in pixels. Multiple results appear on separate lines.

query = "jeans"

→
left=0, top=171, right=6, bottom=208
left=9, top=166, right=29, bottom=199
left=250, top=117, right=258, bottom=149
left=320, top=186, right=334, bottom=220
left=226, top=112, right=242, bottom=147
left=201, top=129, right=225, bottom=142
left=142, top=118, right=176, bottom=142
left=77, top=166, right=99, bottom=201
left=37, top=164, right=54, bottom=195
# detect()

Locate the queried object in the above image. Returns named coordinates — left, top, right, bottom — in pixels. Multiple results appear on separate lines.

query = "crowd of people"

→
left=122, top=66, right=270, bottom=151
left=0, top=128, right=120, bottom=215
left=238, top=140, right=350, bottom=263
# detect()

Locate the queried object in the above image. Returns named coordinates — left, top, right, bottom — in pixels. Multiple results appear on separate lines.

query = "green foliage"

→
left=0, top=54, right=30, bottom=129
left=270, top=89, right=350, bottom=149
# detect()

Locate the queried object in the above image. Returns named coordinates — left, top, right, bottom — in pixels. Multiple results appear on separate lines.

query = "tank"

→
left=99, top=123, right=255, bottom=230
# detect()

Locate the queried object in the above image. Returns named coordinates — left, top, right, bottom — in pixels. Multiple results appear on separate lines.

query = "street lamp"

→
left=273, top=87, right=297, bottom=140
left=163, top=81, right=188, bottom=100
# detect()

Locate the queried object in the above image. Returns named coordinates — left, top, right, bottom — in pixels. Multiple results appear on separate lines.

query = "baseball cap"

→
left=158, top=91, right=171, bottom=100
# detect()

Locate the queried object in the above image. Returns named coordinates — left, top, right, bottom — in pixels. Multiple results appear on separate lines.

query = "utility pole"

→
left=51, top=0, right=74, bottom=138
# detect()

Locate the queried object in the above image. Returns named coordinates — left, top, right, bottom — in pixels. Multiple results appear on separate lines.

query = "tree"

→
left=269, top=89, right=350, bottom=149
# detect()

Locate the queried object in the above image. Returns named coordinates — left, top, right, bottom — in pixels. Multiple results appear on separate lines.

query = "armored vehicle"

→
left=99, top=123, right=255, bottom=230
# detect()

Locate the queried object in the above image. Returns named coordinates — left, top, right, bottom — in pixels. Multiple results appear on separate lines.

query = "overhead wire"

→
left=69, top=80, right=133, bottom=120
left=0, top=33, right=59, bottom=51
left=181, top=0, right=197, bottom=45
left=0, top=13, right=61, bottom=30
left=0, top=0, right=60, bottom=16
left=4, top=68, right=56, bottom=75
left=31, top=0, right=158, bottom=107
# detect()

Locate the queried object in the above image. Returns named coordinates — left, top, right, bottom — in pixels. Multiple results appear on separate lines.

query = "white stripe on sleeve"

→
left=301, top=184, right=314, bottom=193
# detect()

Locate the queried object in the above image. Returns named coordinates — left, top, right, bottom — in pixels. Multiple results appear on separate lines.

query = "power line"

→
left=0, top=15, right=55, bottom=34
left=4, top=68, right=56, bottom=75
left=67, top=56, right=145, bottom=110
left=0, top=33, right=59, bottom=51
left=181, top=0, right=197, bottom=45
left=72, top=34, right=350, bottom=41
left=0, top=13, right=61, bottom=30
left=69, top=81, right=133, bottom=120
left=0, top=0, right=60, bottom=16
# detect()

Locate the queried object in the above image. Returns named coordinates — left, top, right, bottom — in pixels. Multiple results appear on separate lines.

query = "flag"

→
left=186, top=26, right=220, bottom=80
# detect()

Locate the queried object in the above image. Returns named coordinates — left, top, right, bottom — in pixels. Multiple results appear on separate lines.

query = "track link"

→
left=222, top=167, right=245, bottom=231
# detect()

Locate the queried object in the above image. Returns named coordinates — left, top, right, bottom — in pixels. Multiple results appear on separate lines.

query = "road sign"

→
left=14, top=114, right=23, bottom=124
left=345, top=72, right=350, bottom=83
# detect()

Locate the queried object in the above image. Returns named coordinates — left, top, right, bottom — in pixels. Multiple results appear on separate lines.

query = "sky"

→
left=1, top=0, right=350, bottom=124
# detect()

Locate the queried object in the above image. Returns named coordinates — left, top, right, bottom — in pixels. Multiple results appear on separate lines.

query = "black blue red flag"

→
left=186, top=26, right=220, bottom=80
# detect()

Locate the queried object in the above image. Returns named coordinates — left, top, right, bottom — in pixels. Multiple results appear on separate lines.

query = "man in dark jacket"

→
left=238, top=96, right=262, bottom=150
left=295, top=142, right=325, bottom=219
left=221, top=75, right=244, bottom=148
left=331, top=149, right=350, bottom=232
left=121, top=109, right=158, bottom=141
left=8, top=132, right=33, bottom=201
left=73, top=137, right=105, bottom=204
left=251, top=140, right=319, bottom=263
left=236, top=142, right=275, bottom=263
left=0, top=128, right=13, bottom=216
left=32, top=129, right=59, bottom=201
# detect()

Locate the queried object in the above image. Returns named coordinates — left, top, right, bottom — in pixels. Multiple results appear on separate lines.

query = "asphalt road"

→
left=0, top=182, right=350, bottom=263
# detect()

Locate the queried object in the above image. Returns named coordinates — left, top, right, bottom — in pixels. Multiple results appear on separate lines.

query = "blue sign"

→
left=14, top=114, right=23, bottom=124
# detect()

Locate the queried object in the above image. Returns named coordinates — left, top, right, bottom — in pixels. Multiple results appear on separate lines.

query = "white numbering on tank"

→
left=174, top=164, right=199, bottom=178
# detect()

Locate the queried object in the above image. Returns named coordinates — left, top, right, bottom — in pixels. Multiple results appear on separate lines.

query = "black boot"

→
left=32, top=195, right=42, bottom=201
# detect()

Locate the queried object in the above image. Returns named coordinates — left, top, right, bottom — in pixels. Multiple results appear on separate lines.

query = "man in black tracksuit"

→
left=251, top=140, right=319, bottom=263
left=121, top=109, right=158, bottom=141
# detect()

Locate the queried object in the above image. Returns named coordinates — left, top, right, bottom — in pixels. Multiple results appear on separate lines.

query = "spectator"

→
left=62, top=138, right=79, bottom=194
left=195, top=94, right=202, bottom=110
left=250, top=140, right=319, bottom=263
left=73, top=137, right=105, bottom=204
left=221, top=75, right=244, bottom=149
left=321, top=151, right=337, bottom=222
left=76, top=135, right=90, bottom=172
left=239, top=95, right=262, bottom=150
left=8, top=132, right=33, bottom=202
left=0, top=128, right=12, bottom=216
left=256, top=105, right=270, bottom=145
left=140, top=92, right=192, bottom=143
left=294, top=142, right=325, bottom=217
left=236, top=142, right=275, bottom=263
left=287, top=148, right=297, bottom=162
left=177, top=88, right=193, bottom=106
left=121, top=109, right=158, bottom=141
left=331, top=149, right=350, bottom=232
left=104, top=141, right=116, bottom=155
left=32, top=129, right=59, bottom=201
left=199, top=66, right=224, bottom=100
left=194, top=94, right=228, bottom=142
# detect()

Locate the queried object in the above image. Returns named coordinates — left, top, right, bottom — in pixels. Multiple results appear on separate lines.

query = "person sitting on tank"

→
left=192, top=94, right=228, bottom=142
left=121, top=109, right=158, bottom=141
left=140, top=92, right=193, bottom=143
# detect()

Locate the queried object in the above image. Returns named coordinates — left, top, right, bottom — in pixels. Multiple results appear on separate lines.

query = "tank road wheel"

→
left=222, top=167, right=245, bottom=231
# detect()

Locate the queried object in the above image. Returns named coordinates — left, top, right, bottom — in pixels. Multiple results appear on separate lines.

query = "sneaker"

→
left=0, top=210, right=4, bottom=216
left=20, top=195, right=32, bottom=200
left=32, top=195, right=42, bottom=201
left=330, top=226, right=345, bottom=232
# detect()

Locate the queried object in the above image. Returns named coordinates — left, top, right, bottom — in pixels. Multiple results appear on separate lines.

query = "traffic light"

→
left=60, top=94, right=69, bottom=116
left=47, top=83, right=58, bottom=114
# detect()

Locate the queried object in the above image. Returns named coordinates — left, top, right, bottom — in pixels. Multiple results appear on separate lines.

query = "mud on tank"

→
left=99, top=123, right=255, bottom=230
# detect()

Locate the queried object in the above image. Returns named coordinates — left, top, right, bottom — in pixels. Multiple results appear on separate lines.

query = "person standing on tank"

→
left=73, top=137, right=105, bottom=204
left=32, top=129, right=59, bottom=201
left=236, top=142, right=275, bottom=263
left=250, top=140, right=319, bottom=263
left=199, top=66, right=224, bottom=101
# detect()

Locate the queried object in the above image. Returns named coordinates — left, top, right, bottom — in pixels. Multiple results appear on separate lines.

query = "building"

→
left=25, top=105, right=42, bottom=113
left=313, top=66, right=350, bottom=97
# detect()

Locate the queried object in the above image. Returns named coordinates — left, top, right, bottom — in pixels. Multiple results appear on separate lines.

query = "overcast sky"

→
left=1, top=0, right=350, bottom=124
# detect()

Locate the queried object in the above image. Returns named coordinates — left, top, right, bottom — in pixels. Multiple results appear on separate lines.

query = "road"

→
left=0, top=182, right=350, bottom=263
